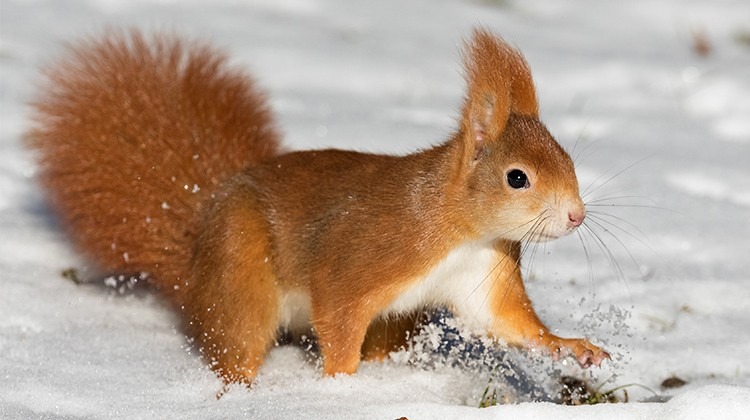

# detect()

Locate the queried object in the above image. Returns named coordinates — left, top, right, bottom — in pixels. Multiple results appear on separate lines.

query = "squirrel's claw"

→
left=576, top=348, right=611, bottom=368
left=545, top=337, right=610, bottom=368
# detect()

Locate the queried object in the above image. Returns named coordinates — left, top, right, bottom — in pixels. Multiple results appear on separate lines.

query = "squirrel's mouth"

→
left=529, top=225, right=580, bottom=243
left=529, top=232, right=560, bottom=243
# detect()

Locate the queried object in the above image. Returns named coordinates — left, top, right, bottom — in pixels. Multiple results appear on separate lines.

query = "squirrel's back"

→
left=26, top=30, right=281, bottom=305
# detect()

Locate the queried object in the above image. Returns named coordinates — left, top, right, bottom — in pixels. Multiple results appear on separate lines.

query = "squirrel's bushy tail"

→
left=26, top=30, right=281, bottom=305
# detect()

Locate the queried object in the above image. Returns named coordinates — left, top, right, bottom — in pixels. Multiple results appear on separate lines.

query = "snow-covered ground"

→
left=2, top=0, right=750, bottom=418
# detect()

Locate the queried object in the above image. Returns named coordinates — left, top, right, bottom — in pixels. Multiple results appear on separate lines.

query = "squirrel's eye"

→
left=506, top=169, right=529, bottom=189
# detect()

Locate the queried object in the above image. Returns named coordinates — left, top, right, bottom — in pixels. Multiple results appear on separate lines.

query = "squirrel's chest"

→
left=278, top=241, right=504, bottom=333
left=382, top=241, right=498, bottom=324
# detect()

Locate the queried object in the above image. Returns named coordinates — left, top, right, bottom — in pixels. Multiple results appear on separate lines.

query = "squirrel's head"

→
left=453, top=28, right=584, bottom=243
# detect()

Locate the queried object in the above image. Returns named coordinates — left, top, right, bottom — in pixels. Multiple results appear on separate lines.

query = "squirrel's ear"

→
left=459, top=28, right=539, bottom=161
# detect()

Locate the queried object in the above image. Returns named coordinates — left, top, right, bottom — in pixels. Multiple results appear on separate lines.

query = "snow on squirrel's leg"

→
left=360, top=312, right=425, bottom=361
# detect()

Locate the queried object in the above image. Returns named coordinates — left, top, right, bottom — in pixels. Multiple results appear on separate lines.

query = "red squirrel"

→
left=27, top=28, right=609, bottom=384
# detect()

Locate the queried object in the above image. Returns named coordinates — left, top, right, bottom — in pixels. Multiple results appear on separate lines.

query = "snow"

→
left=2, top=0, right=750, bottom=418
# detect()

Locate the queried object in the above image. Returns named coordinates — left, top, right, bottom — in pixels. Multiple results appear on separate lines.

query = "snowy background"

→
left=2, top=0, right=750, bottom=418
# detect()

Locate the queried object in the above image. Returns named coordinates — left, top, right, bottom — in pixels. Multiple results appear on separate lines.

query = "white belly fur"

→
left=278, top=289, right=312, bottom=333
left=383, top=240, right=498, bottom=332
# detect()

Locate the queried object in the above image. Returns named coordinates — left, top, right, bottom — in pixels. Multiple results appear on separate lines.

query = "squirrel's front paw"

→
left=546, top=337, right=610, bottom=368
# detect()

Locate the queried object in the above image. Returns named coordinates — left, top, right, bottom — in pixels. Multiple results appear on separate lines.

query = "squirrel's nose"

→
left=567, top=209, right=585, bottom=228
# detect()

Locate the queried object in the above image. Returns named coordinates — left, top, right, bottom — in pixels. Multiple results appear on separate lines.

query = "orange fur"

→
left=26, top=30, right=280, bottom=306
left=27, top=28, right=608, bottom=384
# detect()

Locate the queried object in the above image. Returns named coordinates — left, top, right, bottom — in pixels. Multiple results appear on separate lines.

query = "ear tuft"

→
left=459, top=28, right=539, bottom=162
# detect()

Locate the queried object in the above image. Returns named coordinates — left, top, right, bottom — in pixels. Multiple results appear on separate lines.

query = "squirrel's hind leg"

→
left=360, top=311, right=426, bottom=361
left=185, top=193, right=280, bottom=384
